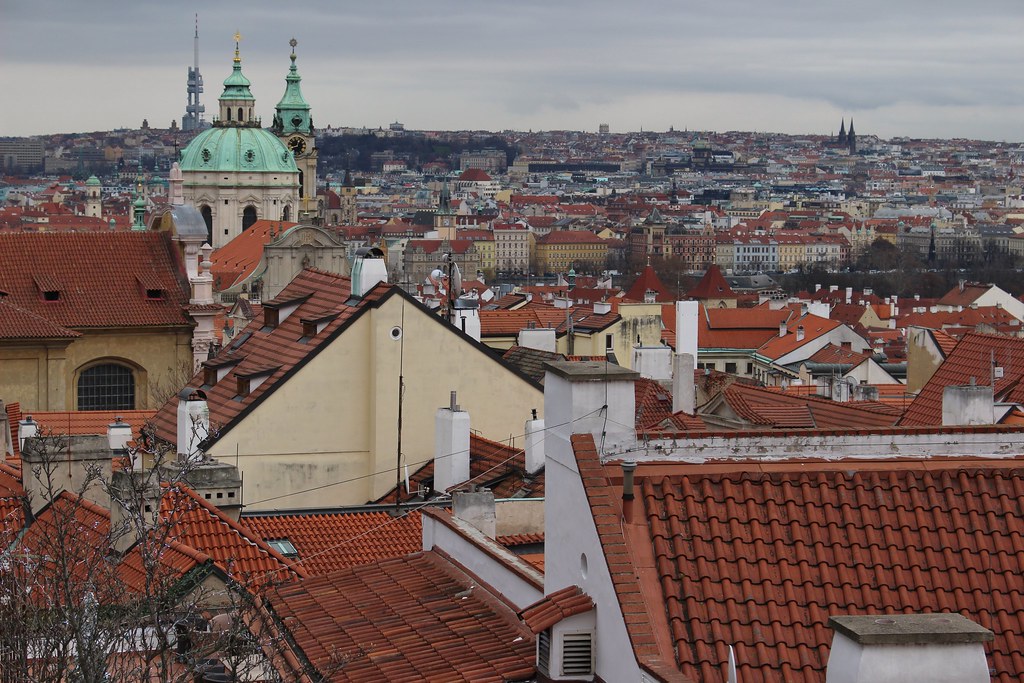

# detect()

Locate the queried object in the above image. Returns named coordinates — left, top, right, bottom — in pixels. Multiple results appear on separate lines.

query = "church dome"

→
left=179, top=126, right=298, bottom=174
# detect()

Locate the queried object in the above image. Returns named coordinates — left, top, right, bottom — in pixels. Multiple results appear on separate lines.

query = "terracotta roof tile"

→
left=901, top=332, right=1024, bottom=427
left=160, top=485, right=304, bottom=586
left=264, top=551, right=536, bottom=681
left=242, top=510, right=423, bottom=576
left=624, top=265, right=674, bottom=302
left=377, top=433, right=544, bottom=504
left=686, top=265, right=735, bottom=300
left=574, top=435, right=1024, bottom=683
left=519, top=585, right=594, bottom=633
left=721, top=384, right=899, bottom=430
left=0, top=232, right=191, bottom=328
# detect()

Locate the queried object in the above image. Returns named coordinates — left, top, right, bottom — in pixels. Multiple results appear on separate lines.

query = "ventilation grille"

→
left=561, top=631, right=594, bottom=676
left=537, top=629, right=551, bottom=672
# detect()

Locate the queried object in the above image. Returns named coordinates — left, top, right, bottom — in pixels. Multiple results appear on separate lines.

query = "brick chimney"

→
left=825, top=614, right=993, bottom=683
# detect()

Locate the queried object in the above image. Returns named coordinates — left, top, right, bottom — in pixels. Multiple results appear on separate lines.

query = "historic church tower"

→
left=272, top=39, right=319, bottom=223
left=178, top=34, right=300, bottom=248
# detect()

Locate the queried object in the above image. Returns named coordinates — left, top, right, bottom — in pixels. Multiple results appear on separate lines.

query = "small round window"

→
left=245, top=149, right=255, bottom=163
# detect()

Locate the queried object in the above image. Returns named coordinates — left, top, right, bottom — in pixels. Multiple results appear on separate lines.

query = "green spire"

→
left=274, top=38, right=312, bottom=135
left=132, top=180, right=147, bottom=231
left=221, top=31, right=254, bottom=101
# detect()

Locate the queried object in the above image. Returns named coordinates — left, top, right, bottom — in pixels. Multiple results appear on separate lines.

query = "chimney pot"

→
left=621, top=460, right=637, bottom=523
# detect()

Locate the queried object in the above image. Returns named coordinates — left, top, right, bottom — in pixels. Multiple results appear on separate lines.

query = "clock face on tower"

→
left=287, top=136, right=306, bottom=155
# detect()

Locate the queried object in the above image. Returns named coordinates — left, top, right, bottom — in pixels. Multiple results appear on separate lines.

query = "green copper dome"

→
left=85, top=175, right=101, bottom=187
left=179, top=126, right=298, bottom=174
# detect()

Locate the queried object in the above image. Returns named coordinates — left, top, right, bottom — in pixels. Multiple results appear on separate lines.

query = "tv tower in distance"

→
left=182, top=15, right=206, bottom=132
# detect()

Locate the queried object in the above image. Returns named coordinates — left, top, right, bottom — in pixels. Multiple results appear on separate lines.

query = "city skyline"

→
left=1, top=0, right=1023, bottom=141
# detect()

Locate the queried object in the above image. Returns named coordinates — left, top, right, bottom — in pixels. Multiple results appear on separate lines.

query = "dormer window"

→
left=43, top=290, right=61, bottom=302
left=298, top=313, right=339, bottom=342
left=262, top=293, right=312, bottom=331
left=145, top=288, right=165, bottom=300
left=234, top=365, right=280, bottom=400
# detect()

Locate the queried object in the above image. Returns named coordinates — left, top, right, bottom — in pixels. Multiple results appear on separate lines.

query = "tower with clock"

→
left=273, top=38, right=319, bottom=222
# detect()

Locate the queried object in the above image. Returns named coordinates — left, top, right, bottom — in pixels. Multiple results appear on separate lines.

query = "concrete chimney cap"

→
left=828, top=614, right=994, bottom=645
left=178, top=387, right=208, bottom=401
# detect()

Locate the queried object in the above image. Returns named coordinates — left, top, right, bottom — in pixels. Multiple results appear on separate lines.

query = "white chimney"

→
left=543, top=361, right=638, bottom=459
left=434, top=391, right=470, bottom=493
left=18, top=415, right=37, bottom=452
left=825, top=614, right=993, bottom=683
left=524, top=412, right=545, bottom=474
left=673, top=352, right=696, bottom=415
left=176, top=388, right=210, bottom=462
left=780, top=319, right=788, bottom=337
left=796, top=325, right=805, bottom=342
left=107, top=417, right=135, bottom=469
left=553, top=296, right=571, bottom=309
left=518, top=326, right=557, bottom=353
left=593, top=301, right=612, bottom=315
left=845, top=287, right=853, bottom=304
left=351, top=246, right=388, bottom=298
left=942, top=384, right=994, bottom=426
left=830, top=285, right=839, bottom=293
left=675, top=300, right=699, bottom=369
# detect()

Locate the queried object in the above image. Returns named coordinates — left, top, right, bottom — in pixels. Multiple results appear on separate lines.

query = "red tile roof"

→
left=519, top=585, right=594, bottom=634
left=757, top=315, right=841, bottom=360
left=0, top=232, right=191, bottom=328
left=720, top=383, right=900, bottom=430
left=242, top=510, right=423, bottom=576
left=0, top=299, right=80, bottom=340
left=572, top=433, right=1024, bottom=683
left=900, top=332, right=1024, bottom=427
left=686, top=265, right=735, bottom=300
left=29, top=410, right=155, bottom=441
left=264, top=551, right=536, bottom=682
left=211, top=220, right=297, bottom=289
left=624, top=265, right=674, bottom=302
left=377, top=432, right=544, bottom=504
left=160, top=485, right=304, bottom=586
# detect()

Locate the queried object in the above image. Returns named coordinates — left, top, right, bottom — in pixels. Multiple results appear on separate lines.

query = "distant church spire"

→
left=847, top=118, right=857, bottom=153
left=837, top=118, right=847, bottom=145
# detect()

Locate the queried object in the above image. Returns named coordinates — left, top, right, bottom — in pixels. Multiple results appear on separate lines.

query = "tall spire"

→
left=837, top=118, right=847, bottom=144
left=131, top=168, right=147, bottom=231
left=274, top=38, right=313, bottom=135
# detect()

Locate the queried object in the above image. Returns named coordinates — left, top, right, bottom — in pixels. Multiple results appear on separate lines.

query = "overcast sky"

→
left=2, top=0, right=1022, bottom=141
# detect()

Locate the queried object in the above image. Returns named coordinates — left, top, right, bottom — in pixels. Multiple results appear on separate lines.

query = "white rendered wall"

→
left=544, top=371, right=642, bottom=682
left=826, top=637, right=990, bottom=683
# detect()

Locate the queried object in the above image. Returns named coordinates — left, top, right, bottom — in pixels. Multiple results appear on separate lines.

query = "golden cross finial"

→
left=233, top=31, right=242, bottom=62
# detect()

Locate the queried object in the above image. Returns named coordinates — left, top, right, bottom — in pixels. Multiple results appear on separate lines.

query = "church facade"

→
left=179, top=36, right=318, bottom=248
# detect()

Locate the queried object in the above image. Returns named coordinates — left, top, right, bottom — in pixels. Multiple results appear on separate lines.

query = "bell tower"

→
left=273, top=38, right=318, bottom=222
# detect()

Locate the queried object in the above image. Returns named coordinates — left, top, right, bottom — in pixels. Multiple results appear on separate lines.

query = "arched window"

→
left=242, top=205, right=257, bottom=231
left=226, top=108, right=232, bottom=122
left=298, top=170, right=304, bottom=199
left=282, top=205, right=290, bottom=221
left=200, top=205, right=213, bottom=244
left=238, top=107, right=244, bottom=122
left=78, top=363, right=135, bottom=411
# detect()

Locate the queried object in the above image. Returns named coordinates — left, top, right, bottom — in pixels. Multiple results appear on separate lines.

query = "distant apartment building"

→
left=459, top=148, right=507, bottom=173
left=534, top=230, right=608, bottom=275
left=493, top=223, right=533, bottom=274
left=0, top=138, right=45, bottom=173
